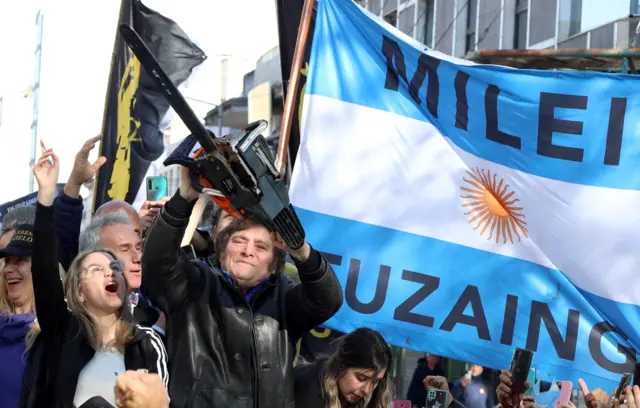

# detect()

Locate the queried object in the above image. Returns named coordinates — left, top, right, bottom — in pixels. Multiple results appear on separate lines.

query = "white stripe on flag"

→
left=290, top=94, right=640, bottom=306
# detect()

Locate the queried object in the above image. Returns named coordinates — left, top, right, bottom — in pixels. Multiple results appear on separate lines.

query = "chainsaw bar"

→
left=119, top=24, right=306, bottom=250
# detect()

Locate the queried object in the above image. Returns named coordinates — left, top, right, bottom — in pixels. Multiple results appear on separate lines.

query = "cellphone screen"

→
left=525, top=368, right=536, bottom=396
left=147, top=176, right=168, bottom=201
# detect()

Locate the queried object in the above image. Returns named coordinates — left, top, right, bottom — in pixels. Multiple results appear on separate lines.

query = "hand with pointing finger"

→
left=65, top=134, right=107, bottom=199
left=34, top=142, right=60, bottom=207
left=578, top=378, right=611, bottom=408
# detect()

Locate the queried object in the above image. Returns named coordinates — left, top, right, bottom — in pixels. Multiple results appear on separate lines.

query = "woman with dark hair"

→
left=294, top=328, right=394, bottom=408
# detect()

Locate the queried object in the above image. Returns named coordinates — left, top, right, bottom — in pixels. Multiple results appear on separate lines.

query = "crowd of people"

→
left=0, top=135, right=639, bottom=408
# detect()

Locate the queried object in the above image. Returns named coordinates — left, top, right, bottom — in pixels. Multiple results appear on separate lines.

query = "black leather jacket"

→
left=142, top=193, right=344, bottom=408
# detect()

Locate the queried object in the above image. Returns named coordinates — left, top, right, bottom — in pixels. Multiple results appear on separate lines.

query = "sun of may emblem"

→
left=460, top=168, right=528, bottom=244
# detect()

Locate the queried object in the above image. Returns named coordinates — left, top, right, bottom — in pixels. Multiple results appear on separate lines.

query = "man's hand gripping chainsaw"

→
left=119, top=24, right=305, bottom=249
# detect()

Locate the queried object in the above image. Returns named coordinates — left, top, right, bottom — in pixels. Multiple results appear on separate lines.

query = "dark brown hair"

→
left=322, top=328, right=394, bottom=407
left=214, top=220, right=286, bottom=275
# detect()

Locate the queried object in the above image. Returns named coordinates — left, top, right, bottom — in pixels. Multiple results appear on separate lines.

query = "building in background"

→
left=355, top=0, right=640, bottom=57
left=206, top=46, right=285, bottom=152
left=203, top=49, right=283, bottom=142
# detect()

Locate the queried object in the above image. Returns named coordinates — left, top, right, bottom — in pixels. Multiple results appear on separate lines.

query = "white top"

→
left=73, top=349, right=126, bottom=408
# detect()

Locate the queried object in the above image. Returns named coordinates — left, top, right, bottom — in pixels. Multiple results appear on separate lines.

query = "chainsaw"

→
left=119, top=24, right=305, bottom=249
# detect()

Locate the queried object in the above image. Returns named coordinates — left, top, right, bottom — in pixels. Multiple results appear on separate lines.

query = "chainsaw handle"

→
left=190, top=171, right=245, bottom=222
left=188, top=171, right=206, bottom=194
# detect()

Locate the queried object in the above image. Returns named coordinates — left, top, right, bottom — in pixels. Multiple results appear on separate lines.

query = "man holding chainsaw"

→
left=141, top=167, right=344, bottom=408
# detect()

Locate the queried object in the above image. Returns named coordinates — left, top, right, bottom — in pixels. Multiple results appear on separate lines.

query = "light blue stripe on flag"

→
left=299, top=206, right=636, bottom=391
left=307, top=0, right=640, bottom=190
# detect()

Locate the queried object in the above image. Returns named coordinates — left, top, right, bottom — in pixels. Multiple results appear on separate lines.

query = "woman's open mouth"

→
left=6, top=278, right=22, bottom=287
left=105, top=281, right=119, bottom=294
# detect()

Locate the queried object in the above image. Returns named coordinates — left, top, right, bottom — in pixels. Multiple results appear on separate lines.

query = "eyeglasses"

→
left=109, top=259, right=124, bottom=276
left=81, top=259, right=125, bottom=278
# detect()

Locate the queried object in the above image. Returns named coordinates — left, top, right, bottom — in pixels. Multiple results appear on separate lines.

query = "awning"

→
left=465, top=48, right=640, bottom=73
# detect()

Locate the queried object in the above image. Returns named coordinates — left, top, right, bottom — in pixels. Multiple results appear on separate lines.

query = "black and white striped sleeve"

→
left=137, top=324, right=169, bottom=388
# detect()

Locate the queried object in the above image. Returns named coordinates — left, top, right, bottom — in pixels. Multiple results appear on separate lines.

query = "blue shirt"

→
left=0, top=312, right=35, bottom=408
left=221, top=270, right=270, bottom=303
left=452, top=376, right=495, bottom=408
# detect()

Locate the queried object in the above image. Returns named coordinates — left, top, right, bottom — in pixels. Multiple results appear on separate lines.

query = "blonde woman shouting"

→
left=19, top=145, right=168, bottom=408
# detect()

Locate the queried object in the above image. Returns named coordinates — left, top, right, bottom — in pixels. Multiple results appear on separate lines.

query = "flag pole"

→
left=274, top=0, right=315, bottom=177
left=92, top=0, right=129, bottom=216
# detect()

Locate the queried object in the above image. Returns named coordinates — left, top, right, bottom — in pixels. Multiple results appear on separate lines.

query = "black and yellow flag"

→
left=276, top=0, right=316, bottom=170
left=95, top=0, right=206, bottom=210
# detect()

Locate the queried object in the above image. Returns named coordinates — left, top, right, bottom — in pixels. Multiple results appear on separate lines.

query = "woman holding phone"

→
left=19, top=145, right=168, bottom=408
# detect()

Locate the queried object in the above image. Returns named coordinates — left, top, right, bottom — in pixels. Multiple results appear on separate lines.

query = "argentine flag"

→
left=289, top=0, right=640, bottom=389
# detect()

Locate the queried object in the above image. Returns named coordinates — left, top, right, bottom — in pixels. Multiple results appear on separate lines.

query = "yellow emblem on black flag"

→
left=109, top=55, right=142, bottom=201
left=95, top=0, right=206, bottom=212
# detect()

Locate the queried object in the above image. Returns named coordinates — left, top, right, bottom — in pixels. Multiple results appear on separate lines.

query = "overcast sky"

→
left=0, top=0, right=279, bottom=202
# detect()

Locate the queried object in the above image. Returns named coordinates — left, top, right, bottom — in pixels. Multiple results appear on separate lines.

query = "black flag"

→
left=95, top=0, right=206, bottom=210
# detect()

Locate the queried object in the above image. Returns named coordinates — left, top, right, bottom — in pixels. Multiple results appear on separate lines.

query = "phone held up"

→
left=616, top=373, right=633, bottom=399
left=524, top=368, right=536, bottom=397
left=633, top=363, right=640, bottom=387
left=555, top=381, right=573, bottom=406
left=510, top=348, right=534, bottom=393
left=425, top=389, right=448, bottom=408
left=146, top=176, right=168, bottom=202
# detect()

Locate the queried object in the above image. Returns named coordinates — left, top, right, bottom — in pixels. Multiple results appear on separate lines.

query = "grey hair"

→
left=79, top=211, right=132, bottom=252
left=1, top=206, right=36, bottom=235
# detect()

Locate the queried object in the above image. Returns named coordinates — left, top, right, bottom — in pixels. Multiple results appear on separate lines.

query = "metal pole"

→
left=392, top=346, right=406, bottom=398
left=275, top=0, right=316, bottom=177
left=92, top=0, right=129, bottom=215
left=29, top=11, right=44, bottom=193
left=218, top=58, right=226, bottom=136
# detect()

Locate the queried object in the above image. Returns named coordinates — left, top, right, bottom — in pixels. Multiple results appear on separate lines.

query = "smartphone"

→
left=556, top=381, right=573, bottom=406
left=510, top=348, right=534, bottom=393
left=425, top=389, right=448, bottom=408
left=146, top=176, right=168, bottom=201
left=525, top=368, right=536, bottom=396
left=393, top=401, right=411, bottom=408
left=633, top=363, right=640, bottom=387
left=616, top=373, right=632, bottom=399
